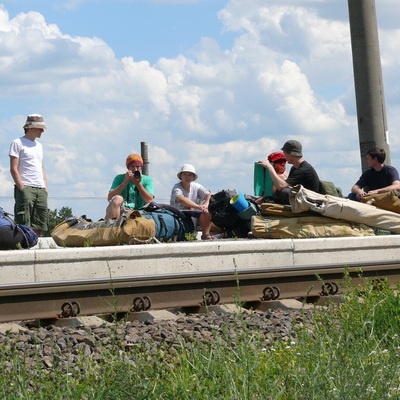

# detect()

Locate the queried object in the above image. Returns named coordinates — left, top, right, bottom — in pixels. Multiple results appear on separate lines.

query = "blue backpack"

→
left=0, top=207, right=38, bottom=250
left=138, top=202, right=194, bottom=242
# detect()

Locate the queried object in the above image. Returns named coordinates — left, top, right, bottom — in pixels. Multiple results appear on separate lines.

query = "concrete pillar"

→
left=141, top=142, right=149, bottom=175
left=348, top=0, right=390, bottom=170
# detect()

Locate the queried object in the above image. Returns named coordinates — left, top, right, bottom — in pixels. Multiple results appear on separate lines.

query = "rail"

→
left=1, top=259, right=400, bottom=323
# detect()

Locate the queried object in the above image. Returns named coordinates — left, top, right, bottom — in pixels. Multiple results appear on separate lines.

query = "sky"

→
left=1, top=0, right=400, bottom=221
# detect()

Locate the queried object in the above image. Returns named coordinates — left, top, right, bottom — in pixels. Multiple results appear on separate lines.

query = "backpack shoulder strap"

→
left=140, top=201, right=188, bottom=221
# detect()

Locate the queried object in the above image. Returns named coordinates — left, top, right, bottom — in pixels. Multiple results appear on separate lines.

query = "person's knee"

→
left=275, top=188, right=290, bottom=204
left=110, top=195, right=123, bottom=207
left=106, top=195, right=124, bottom=219
left=347, top=193, right=359, bottom=201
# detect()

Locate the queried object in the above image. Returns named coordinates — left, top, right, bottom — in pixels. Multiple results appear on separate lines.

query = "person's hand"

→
left=356, top=189, right=367, bottom=199
left=258, top=160, right=272, bottom=169
left=127, top=170, right=142, bottom=185
left=366, top=189, right=378, bottom=195
left=198, top=204, right=209, bottom=213
left=124, top=171, right=132, bottom=182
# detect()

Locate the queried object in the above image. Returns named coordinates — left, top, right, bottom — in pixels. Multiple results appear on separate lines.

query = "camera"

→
left=134, top=171, right=141, bottom=179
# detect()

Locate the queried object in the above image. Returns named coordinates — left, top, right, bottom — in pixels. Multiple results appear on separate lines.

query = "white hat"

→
left=177, top=164, right=198, bottom=180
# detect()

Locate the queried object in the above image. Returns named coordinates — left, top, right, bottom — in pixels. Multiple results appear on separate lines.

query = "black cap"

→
left=281, top=140, right=303, bottom=157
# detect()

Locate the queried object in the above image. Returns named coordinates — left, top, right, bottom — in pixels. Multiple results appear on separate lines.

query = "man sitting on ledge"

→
left=258, top=140, right=323, bottom=204
left=348, top=147, right=400, bottom=201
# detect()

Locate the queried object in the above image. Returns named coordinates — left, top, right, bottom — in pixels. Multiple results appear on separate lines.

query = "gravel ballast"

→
left=0, top=303, right=317, bottom=373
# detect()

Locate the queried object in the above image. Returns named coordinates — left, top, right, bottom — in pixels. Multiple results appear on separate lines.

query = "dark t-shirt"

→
left=354, top=165, right=399, bottom=191
left=286, top=160, right=323, bottom=193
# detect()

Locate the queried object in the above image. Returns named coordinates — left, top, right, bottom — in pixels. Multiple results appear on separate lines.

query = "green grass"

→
left=2, top=277, right=400, bottom=399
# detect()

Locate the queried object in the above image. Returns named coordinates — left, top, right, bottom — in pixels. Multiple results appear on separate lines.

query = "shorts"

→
left=14, top=185, right=48, bottom=232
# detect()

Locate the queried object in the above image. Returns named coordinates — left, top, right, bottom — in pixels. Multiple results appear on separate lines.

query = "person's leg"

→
left=274, top=187, right=291, bottom=204
left=199, top=212, right=212, bottom=237
left=14, top=185, right=34, bottom=226
left=200, top=212, right=224, bottom=239
left=347, top=193, right=360, bottom=201
left=31, top=187, right=48, bottom=236
left=105, top=195, right=124, bottom=219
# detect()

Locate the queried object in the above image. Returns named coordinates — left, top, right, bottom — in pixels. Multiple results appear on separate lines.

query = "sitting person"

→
left=258, top=140, right=323, bottom=204
left=267, top=151, right=289, bottom=195
left=170, top=164, right=221, bottom=240
left=254, top=151, right=288, bottom=204
left=348, top=147, right=400, bottom=201
left=105, top=153, right=154, bottom=219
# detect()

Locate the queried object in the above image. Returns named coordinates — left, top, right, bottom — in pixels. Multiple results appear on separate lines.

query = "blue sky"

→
left=1, top=0, right=400, bottom=221
left=3, top=0, right=235, bottom=62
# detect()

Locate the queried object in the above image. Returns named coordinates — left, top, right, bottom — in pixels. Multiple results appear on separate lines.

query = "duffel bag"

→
left=0, top=207, right=38, bottom=250
left=261, top=202, right=319, bottom=218
left=0, top=226, right=25, bottom=250
left=51, top=210, right=156, bottom=247
left=251, top=214, right=375, bottom=239
left=361, top=190, right=400, bottom=214
left=138, top=202, right=194, bottom=242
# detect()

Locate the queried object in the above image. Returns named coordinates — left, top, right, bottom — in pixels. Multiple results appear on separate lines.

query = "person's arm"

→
left=258, top=160, right=289, bottom=191
left=9, top=156, right=24, bottom=191
left=174, top=184, right=210, bottom=211
left=135, top=177, right=154, bottom=205
left=367, top=180, right=400, bottom=195
left=107, top=172, right=130, bottom=201
left=42, top=163, right=47, bottom=191
left=351, top=184, right=366, bottom=199
left=176, top=194, right=203, bottom=210
left=199, top=192, right=212, bottom=213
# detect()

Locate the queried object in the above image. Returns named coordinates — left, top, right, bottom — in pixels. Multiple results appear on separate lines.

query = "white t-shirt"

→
left=9, top=137, right=45, bottom=188
left=170, top=181, right=210, bottom=210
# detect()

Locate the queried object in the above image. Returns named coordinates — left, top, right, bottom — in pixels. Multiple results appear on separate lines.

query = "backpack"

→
left=0, top=207, right=38, bottom=250
left=208, top=190, right=257, bottom=238
left=321, top=181, right=343, bottom=198
left=138, top=202, right=194, bottom=242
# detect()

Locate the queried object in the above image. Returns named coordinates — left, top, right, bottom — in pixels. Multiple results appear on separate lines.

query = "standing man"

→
left=105, top=153, right=154, bottom=219
left=258, top=139, right=323, bottom=204
left=9, top=114, right=48, bottom=236
left=348, top=147, right=400, bottom=201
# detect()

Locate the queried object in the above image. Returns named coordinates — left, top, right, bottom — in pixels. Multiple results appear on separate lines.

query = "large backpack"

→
left=208, top=190, right=256, bottom=238
left=138, top=202, right=194, bottom=242
left=0, top=207, right=38, bottom=250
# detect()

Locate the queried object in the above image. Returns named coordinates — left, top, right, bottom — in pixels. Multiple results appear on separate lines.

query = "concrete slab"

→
left=211, top=304, right=251, bottom=315
left=0, top=323, right=29, bottom=334
left=148, top=310, right=181, bottom=321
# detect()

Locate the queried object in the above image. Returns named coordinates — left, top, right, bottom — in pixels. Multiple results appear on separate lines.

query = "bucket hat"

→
left=281, top=140, right=303, bottom=157
left=177, top=164, right=198, bottom=180
left=23, top=114, right=46, bottom=130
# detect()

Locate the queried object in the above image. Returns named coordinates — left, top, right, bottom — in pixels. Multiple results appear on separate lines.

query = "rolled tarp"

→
left=288, top=185, right=400, bottom=233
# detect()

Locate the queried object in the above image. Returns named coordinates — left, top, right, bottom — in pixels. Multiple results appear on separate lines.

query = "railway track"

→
left=1, top=259, right=399, bottom=323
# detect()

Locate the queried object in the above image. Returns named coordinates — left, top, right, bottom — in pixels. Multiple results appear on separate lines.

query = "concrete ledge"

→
left=1, top=235, right=400, bottom=286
